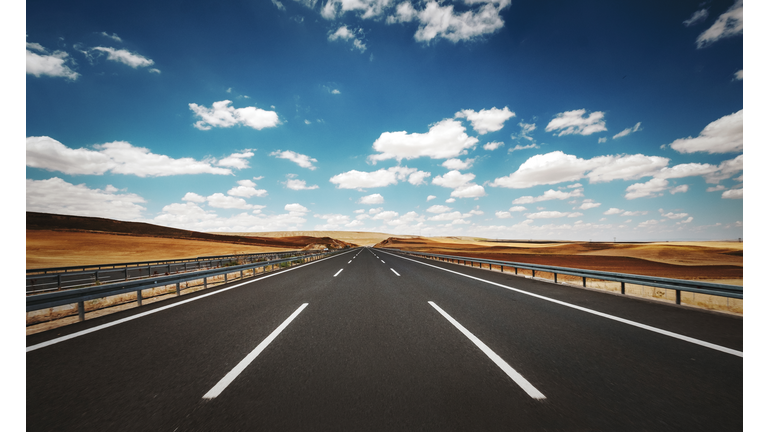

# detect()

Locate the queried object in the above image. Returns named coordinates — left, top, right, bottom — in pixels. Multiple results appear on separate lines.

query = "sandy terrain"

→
left=213, top=231, right=412, bottom=247
left=374, top=237, right=743, bottom=283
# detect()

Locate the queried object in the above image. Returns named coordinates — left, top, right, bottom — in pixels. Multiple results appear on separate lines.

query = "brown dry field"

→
left=26, top=230, right=297, bottom=269
left=213, top=230, right=411, bottom=247
left=374, top=237, right=743, bottom=285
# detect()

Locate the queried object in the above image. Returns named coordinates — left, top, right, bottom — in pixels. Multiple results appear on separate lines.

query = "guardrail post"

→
left=176, top=282, right=180, bottom=296
left=137, top=290, right=142, bottom=306
left=583, top=277, right=586, bottom=287
left=532, top=270, right=536, bottom=278
left=204, top=277, right=208, bottom=289
left=515, top=267, right=518, bottom=275
left=621, top=282, right=625, bottom=294
left=78, top=300, right=85, bottom=322
left=554, top=273, right=557, bottom=283
left=224, top=273, right=228, bottom=283
left=676, top=290, right=681, bottom=305
left=57, top=274, right=62, bottom=290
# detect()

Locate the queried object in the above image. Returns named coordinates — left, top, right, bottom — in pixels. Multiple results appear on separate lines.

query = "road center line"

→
left=380, top=250, right=743, bottom=358
left=334, top=269, right=343, bottom=277
left=429, top=301, right=546, bottom=400
left=381, top=260, right=385, bottom=263
left=391, top=268, right=400, bottom=276
left=203, top=303, right=308, bottom=399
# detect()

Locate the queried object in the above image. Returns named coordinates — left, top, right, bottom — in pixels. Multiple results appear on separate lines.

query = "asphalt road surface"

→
left=27, top=247, right=742, bottom=431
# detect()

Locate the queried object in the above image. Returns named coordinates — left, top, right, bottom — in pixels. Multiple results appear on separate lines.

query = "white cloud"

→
left=722, top=188, right=743, bottom=199
left=669, top=184, right=689, bottom=194
left=660, top=210, right=689, bottom=219
left=407, top=170, right=432, bottom=185
left=526, top=211, right=583, bottom=219
left=512, top=188, right=584, bottom=204
left=683, top=9, right=709, bottom=27
left=26, top=136, right=239, bottom=177
left=578, top=200, right=601, bottom=210
left=483, top=141, right=504, bottom=151
left=189, top=100, right=280, bottom=131
left=495, top=211, right=512, bottom=219
left=228, top=179, right=268, bottom=197
left=101, top=32, right=123, bottom=42
left=734, top=70, right=743, bottom=80
left=638, top=219, right=659, bottom=228
left=455, top=106, right=515, bottom=135
left=152, top=205, right=308, bottom=232
left=26, top=42, right=79, bottom=80
left=450, top=184, right=486, bottom=198
left=427, top=205, right=453, bottom=214
left=216, top=151, right=255, bottom=169
left=330, top=166, right=427, bottom=189
left=696, top=0, right=743, bottom=48
left=411, top=0, right=511, bottom=43
left=707, top=185, right=726, bottom=192
left=490, top=151, right=668, bottom=189
left=285, top=203, right=309, bottom=213
left=613, top=122, right=642, bottom=139
left=358, top=193, right=385, bottom=204
left=183, top=192, right=206, bottom=203
left=284, top=179, right=320, bottom=190
left=27, top=177, right=146, bottom=220
left=442, top=158, right=474, bottom=170
left=272, top=0, right=287, bottom=11
left=91, top=47, right=154, bottom=68
left=369, top=118, right=478, bottom=162
left=545, top=109, right=607, bottom=136
left=666, top=110, right=743, bottom=154
left=509, top=206, right=526, bottom=212
left=446, top=198, right=456, bottom=203
left=328, top=25, right=366, bottom=52
left=624, top=178, right=669, bottom=200
left=207, top=193, right=256, bottom=210
left=432, top=170, right=476, bottom=189
left=508, top=143, right=539, bottom=153
left=270, top=150, right=318, bottom=169
left=426, top=195, right=437, bottom=201
left=322, top=0, right=390, bottom=20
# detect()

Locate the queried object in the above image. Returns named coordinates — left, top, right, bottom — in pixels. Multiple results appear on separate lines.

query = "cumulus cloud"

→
left=455, top=106, right=515, bottom=135
left=426, top=205, right=453, bottom=214
left=613, top=122, right=642, bottom=139
left=666, top=110, right=743, bottom=154
left=26, top=136, right=240, bottom=177
left=189, top=100, right=280, bottom=131
left=369, top=118, right=478, bottom=162
left=526, top=211, right=583, bottom=219
left=513, top=188, right=584, bottom=204
left=442, top=158, right=474, bottom=170
left=26, top=41, right=79, bottom=80
left=411, top=0, right=512, bottom=43
left=432, top=170, right=486, bottom=198
left=545, top=109, right=607, bottom=136
left=358, top=193, right=385, bottom=204
left=696, top=0, right=743, bottom=48
left=183, top=192, right=206, bottom=203
left=330, top=166, right=428, bottom=189
left=216, top=151, right=255, bottom=169
left=152, top=204, right=308, bottom=232
left=722, top=188, right=743, bottom=199
left=624, top=178, right=670, bottom=200
left=508, top=143, right=539, bottom=153
left=206, top=193, right=257, bottom=210
left=490, top=151, right=668, bottom=189
left=426, top=195, right=437, bottom=201
left=284, top=179, right=320, bottom=190
left=228, top=179, right=268, bottom=197
left=577, top=199, right=601, bottom=210
left=270, top=150, right=318, bottom=169
left=495, top=211, right=512, bottom=219
left=90, top=47, right=155, bottom=68
left=483, top=141, right=504, bottom=151
left=328, top=25, right=366, bottom=52
left=27, top=177, right=147, bottom=220
left=285, top=203, right=309, bottom=213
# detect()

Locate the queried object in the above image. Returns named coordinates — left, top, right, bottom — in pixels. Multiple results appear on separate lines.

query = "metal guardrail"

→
left=26, top=251, right=316, bottom=294
left=26, top=249, right=346, bottom=322
left=382, top=248, right=743, bottom=303
left=27, top=250, right=313, bottom=274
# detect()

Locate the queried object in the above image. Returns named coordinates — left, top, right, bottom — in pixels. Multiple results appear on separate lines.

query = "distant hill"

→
left=26, top=212, right=356, bottom=249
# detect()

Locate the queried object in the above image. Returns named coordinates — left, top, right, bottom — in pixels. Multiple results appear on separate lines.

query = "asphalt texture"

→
left=27, top=247, right=743, bottom=431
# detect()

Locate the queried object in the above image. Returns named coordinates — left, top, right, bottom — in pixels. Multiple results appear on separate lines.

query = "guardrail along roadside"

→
left=26, top=249, right=346, bottom=328
left=383, top=248, right=742, bottom=314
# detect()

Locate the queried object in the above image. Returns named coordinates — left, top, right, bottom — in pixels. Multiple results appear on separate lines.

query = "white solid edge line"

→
left=203, top=303, right=308, bottom=399
left=379, top=250, right=743, bottom=358
left=26, top=250, right=355, bottom=353
left=334, top=269, right=343, bottom=277
left=429, top=301, right=546, bottom=400
left=391, top=268, right=400, bottom=276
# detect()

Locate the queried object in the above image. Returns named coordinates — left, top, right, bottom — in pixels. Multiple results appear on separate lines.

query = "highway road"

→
left=26, top=247, right=743, bottom=431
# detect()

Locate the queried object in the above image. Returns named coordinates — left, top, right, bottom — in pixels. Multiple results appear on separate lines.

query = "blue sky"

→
left=24, top=0, right=746, bottom=241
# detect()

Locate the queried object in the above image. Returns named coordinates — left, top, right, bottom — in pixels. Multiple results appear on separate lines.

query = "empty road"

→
left=27, top=247, right=742, bottom=431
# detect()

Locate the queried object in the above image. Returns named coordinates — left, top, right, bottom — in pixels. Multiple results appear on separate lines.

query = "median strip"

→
left=429, top=301, right=546, bottom=400
left=203, top=303, right=308, bottom=399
